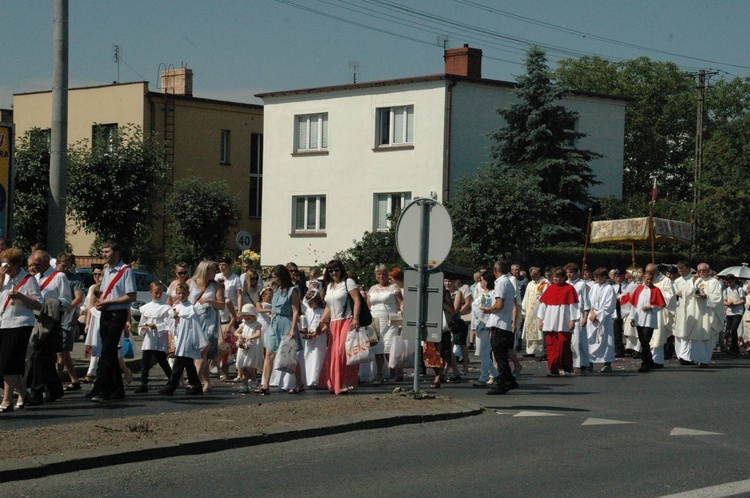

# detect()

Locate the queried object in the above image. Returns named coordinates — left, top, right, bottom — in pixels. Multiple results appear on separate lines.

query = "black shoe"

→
left=185, top=385, right=203, bottom=395
left=158, top=387, right=175, bottom=396
left=91, top=394, right=111, bottom=403
left=637, top=365, right=651, bottom=373
left=652, top=363, right=664, bottom=369
left=486, top=386, right=509, bottom=395
left=678, top=358, right=696, bottom=366
left=44, top=392, right=63, bottom=403
left=508, top=381, right=519, bottom=390
left=110, top=390, right=125, bottom=401
left=134, top=385, right=149, bottom=394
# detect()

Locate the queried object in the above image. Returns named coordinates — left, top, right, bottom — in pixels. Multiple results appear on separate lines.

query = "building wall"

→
left=149, top=95, right=264, bottom=256
left=449, top=82, right=626, bottom=199
left=13, top=83, right=149, bottom=255
left=261, top=82, right=447, bottom=267
left=13, top=83, right=264, bottom=262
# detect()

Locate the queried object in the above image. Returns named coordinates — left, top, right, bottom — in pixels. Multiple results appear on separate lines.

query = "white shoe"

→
left=238, top=385, right=250, bottom=393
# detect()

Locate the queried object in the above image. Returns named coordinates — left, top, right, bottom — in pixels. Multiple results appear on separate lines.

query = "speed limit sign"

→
left=235, top=231, right=253, bottom=250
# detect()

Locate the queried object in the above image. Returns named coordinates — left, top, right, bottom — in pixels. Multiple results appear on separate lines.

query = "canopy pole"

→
left=582, top=207, right=593, bottom=272
left=649, top=203, right=656, bottom=264
left=631, top=243, right=636, bottom=270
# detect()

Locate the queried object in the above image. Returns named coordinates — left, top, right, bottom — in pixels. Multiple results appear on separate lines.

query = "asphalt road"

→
left=3, top=352, right=750, bottom=497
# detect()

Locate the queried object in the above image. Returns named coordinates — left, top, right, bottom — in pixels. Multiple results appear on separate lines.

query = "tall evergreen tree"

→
left=490, top=46, right=600, bottom=240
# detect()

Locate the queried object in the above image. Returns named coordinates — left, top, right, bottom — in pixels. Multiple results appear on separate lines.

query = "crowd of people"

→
left=0, top=236, right=744, bottom=410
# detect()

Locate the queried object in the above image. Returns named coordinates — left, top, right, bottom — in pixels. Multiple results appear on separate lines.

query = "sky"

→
left=2, top=0, right=750, bottom=110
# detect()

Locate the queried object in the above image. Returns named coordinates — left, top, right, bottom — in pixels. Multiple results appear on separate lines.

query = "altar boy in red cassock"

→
left=535, top=267, right=581, bottom=377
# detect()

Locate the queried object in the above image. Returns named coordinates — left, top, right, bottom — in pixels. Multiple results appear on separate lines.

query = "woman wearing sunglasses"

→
left=316, top=260, right=362, bottom=394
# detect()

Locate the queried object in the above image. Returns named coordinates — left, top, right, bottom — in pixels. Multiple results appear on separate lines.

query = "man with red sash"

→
left=26, top=250, right=72, bottom=405
left=629, top=270, right=667, bottom=373
left=91, top=241, right=136, bottom=403
left=536, top=267, right=581, bottom=376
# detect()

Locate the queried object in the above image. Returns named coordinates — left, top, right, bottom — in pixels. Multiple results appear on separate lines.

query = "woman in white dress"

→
left=367, top=264, right=403, bottom=384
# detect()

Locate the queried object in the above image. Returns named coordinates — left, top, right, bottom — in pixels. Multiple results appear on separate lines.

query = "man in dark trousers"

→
left=91, top=241, right=136, bottom=403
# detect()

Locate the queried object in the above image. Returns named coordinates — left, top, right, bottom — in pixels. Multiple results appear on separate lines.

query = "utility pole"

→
left=48, top=0, right=69, bottom=256
left=689, top=69, right=717, bottom=257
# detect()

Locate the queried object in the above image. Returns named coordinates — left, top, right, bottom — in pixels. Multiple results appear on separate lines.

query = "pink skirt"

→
left=318, top=318, right=359, bottom=394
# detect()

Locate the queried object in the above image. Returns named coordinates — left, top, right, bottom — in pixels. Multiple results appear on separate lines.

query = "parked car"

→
left=76, top=268, right=167, bottom=320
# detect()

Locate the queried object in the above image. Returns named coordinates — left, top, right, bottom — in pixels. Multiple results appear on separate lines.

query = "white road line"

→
left=513, top=411, right=563, bottom=417
left=670, top=427, right=724, bottom=436
left=660, top=479, right=750, bottom=497
left=581, top=418, right=635, bottom=426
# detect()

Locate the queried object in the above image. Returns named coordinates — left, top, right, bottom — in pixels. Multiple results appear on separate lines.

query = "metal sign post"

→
left=396, top=198, right=453, bottom=392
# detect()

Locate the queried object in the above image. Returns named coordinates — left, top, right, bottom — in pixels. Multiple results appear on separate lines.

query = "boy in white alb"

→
left=135, top=282, right=173, bottom=393
left=159, top=283, right=206, bottom=396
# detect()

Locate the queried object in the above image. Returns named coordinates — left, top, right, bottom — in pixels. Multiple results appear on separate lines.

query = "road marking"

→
left=660, top=478, right=750, bottom=497
left=582, top=418, right=635, bottom=426
left=513, top=411, right=562, bottom=417
left=670, top=427, right=724, bottom=436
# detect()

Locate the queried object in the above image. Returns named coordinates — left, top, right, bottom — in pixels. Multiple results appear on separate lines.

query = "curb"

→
left=0, top=398, right=485, bottom=483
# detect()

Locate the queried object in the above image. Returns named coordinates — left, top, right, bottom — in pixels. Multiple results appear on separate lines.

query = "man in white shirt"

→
left=480, top=260, right=517, bottom=395
left=91, top=241, right=136, bottom=403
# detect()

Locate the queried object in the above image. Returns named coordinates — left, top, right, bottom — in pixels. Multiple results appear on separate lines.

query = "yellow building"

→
left=12, top=68, right=263, bottom=264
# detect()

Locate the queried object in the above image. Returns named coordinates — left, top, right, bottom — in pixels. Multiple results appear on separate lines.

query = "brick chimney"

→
left=444, top=44, right=482, bottom=79
left=161, top=67, right=193, bottom=96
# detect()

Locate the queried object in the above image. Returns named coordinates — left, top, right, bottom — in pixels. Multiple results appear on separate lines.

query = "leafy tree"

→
left=165, top=177, right=241, bottom=265
left=67, top=125, right=169, bottom=264
left=332, top=224, right=404, bottom=289
left=491, top=46, right=600, bottom=241
left=11, top=129, right=51, bottom=253
left=694, top=112, right=750, bottom=260
left=555, top=56, right=695, bottom=201
left=447, top=164, right=551, bottom=262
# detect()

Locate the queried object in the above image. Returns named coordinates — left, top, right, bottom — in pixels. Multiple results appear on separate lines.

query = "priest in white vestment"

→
left=521, top=267, right=547, bottom=357
left=675, top=262, right=723, bottom=366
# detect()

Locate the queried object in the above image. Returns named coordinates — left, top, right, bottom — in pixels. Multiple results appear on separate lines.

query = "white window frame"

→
left=376, top=105, right=414, bottom=147
left=374, top=192, right=412, bottom=231
left=295, top=113, right=328, bottom=152
left=292, top=195, right=326, bottom=233
left=220, top=129, right=231, bottom=164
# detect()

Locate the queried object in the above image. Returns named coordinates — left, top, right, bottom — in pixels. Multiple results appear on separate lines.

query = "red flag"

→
left=651, top=177, right=657, bottom=204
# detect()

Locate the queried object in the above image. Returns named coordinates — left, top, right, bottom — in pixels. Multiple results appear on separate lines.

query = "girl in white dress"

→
left=301, top=290, right=327, bottom=387
left=234, top=303, right=263, bottom=393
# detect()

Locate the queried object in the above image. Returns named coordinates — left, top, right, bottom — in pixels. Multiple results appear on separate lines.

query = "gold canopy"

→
left=590, top=217, right=691, bottom=246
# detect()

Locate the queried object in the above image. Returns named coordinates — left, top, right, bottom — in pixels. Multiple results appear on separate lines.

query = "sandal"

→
left=64, top=382, right=81, bottom=391
left=446, top=375, right=462, bottom=383
left=80, top=376, right=95, bottom=384
left=288, top=385, right=305, bottom=395
left=430, top=381, right=441, bottom=389
left=252, top=387, right=270, bottom=396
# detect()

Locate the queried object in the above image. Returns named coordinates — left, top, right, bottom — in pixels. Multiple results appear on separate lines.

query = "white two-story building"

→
left=258, top=45, right=626, bottom=267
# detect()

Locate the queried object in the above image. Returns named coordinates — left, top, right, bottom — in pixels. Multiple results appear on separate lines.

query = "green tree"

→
left=447, top=164, right=551, bottom=262
left=555, top=56, right=695, bottom=201
left=491, top=46, right=600, bottom=241
left=11, top=129, right=51, bottom=253
left=67, top=125, right=169, bottom=264
left=695, top=112, right=750, bottom=260
left=165, top=177, right=241, bottom=265
left=332, top=223, right=404, bottom=289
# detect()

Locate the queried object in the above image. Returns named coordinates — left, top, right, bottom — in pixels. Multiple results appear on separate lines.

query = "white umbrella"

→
left=718, top=264, right=750, bottom=279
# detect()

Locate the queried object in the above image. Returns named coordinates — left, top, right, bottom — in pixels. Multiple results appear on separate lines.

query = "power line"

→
left=453, top=0, right=750, bottom=71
